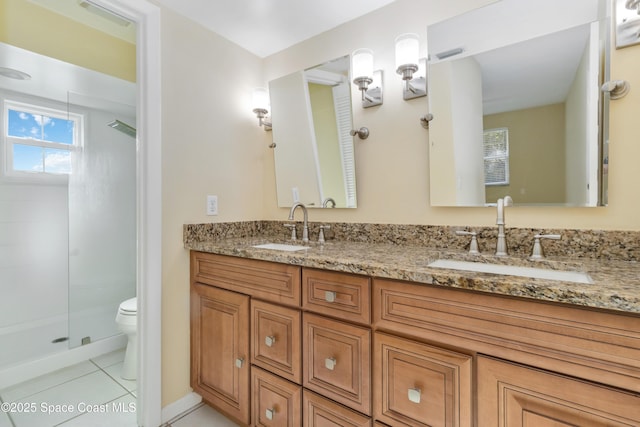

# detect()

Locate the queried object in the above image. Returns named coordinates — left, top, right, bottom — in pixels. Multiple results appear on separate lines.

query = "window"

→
left=483, top=127, right=509, bottom=186
left=4, top=101, right=82, bottom=180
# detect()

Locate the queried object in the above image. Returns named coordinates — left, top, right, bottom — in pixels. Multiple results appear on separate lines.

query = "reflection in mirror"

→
left=269, top=55, right=357, bottom=208
left=427, top=0, right=609, bottom=207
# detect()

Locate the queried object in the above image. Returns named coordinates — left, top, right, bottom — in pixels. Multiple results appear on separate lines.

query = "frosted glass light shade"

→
left=351, top=48, right=374, bottom=80
left=395, top=33, right=419, bottom=69
left=251, top=87, right=269, bottom=112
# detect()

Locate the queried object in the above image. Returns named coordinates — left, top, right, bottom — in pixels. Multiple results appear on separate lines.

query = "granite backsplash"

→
left=183, top=221, right=640, bottom=262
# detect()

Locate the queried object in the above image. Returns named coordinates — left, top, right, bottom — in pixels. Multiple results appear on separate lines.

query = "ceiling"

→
left=153, top=0, right=396, bottom=58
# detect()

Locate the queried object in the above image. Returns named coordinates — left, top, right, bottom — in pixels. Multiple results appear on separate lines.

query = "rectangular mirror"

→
left=427, top=0, right=609, bottom=207
left=269, top=55, right=357, bottom=208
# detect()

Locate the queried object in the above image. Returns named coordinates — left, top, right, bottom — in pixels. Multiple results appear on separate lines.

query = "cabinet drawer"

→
left=252, top=367, right=302, bottom=427
left=373, top=332, right=472, bottom=427
left=478, top=356, right=640, bottom=426
left=373, top=278, right=640, bottom=394
left=251, top=299, right=302, bottom=384
left=303, top=390, right=371, bottom=427
left=191, top=252, right=301, bottom=306
left=303, top=313, right=371, bottom=415
left=302, top=268, right=371, bottom=325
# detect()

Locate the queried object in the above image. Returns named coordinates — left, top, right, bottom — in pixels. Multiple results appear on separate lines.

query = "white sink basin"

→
left=252, top=243, right=309, bottom=252
left=428, top=259, right=593, bottom=284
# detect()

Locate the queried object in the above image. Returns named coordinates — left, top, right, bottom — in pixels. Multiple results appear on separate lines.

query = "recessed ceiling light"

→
left=0, top=67, right=31, bottom=80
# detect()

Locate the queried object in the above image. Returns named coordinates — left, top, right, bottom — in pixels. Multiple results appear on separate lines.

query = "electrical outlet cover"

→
left=206, top=195, right=218, bottom=215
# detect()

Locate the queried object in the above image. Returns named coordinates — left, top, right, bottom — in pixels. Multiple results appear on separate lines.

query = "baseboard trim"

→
left=161, top=391, right=203, bottom=424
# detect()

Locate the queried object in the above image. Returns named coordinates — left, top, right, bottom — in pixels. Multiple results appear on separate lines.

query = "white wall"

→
left=0, top=182, right=68, bottom=366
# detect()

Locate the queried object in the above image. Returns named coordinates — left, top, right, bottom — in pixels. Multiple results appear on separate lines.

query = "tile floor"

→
left=0, top=348, right=136, bottom=427
left=0, top=349, right=238, bottom=427
left=166, top=404, right=239, bottom=427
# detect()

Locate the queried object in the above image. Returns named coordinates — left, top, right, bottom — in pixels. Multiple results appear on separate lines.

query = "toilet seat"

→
left=118, top=297, right=137, bottom=315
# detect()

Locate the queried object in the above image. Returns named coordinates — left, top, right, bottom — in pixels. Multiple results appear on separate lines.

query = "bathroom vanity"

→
left=187, top=229, right=640, bottom=426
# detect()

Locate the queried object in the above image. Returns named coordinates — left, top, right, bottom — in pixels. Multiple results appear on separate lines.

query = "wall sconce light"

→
left=351, top=48, right=383, bottom=108
left=251, top=87, right=272, bottom=131
left=395, top=33, right=426, bottom=100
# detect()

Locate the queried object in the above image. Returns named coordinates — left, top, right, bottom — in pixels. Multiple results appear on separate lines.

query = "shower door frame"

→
left=92, top=1, right=162, bottom=426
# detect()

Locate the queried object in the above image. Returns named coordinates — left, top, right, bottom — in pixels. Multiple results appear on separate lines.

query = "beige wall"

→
left=484, top=104, right=566, bottom=204
left=159, top=9, right=267, bottom=405
left=260, top=0, right=640, bottom=231
left=0, top=0, right=135, bottom=82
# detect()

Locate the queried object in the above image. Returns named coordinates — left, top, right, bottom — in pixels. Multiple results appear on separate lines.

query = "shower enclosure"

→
left=0, top=42, right=137, bottom=387
left=68, top=110, right=137, bottom=349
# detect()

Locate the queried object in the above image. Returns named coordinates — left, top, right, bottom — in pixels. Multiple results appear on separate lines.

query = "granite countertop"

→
left=185, top=236, right=640, bottom=315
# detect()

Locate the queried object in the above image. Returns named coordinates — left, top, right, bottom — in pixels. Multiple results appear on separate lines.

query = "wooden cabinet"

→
left=190, top=282, right=250, bottom=425
left=191, top=252, right=303, bottom=425
left=303, top=390, right=372, bottom=427
left=373, top=278, right=640, bottom=395
left=191, top=251, right=301, bottom=307
left=477, top=356, right=640, bottom=426
left=252, top=367, right=302, bottom=427
left=191, top=251, right=640, bottom=426
left=373, top=332, right=472, bottom=427
left=302, top=268, right=371, bottom=325
left=251, top=299, right=302, bottom=384
left=303, top=312, right=372, bottom=415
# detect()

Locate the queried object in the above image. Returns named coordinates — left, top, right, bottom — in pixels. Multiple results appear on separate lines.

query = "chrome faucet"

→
left=322, top=197, right=336, bottom=208
left=495, top=196, right=513, bottom=256
left=288, top=202, right=309, bottom=243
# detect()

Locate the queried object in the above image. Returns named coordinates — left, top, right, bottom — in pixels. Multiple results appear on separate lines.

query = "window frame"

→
left=483, top=127, right=510, bottom=187
left=3, top=99, right=83, bottom=184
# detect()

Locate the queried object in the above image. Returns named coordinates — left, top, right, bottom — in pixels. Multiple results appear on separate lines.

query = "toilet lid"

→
left=119, top=297, right=137, bottom=314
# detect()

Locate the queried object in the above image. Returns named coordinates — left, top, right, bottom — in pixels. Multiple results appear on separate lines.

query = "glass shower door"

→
left=68, top=105, right=137, bottom=348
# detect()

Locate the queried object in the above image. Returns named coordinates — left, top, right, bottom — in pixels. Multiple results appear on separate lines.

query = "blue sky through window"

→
left=7, top=108, right=75, bottom=175
left=8, top=109, right=74, bottom=144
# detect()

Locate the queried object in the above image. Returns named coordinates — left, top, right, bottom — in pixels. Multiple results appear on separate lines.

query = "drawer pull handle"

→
left=265, top=408, right=275, bottom=420
left=324, top=291, right=337, bottom=303
left=408, top=387, right=421, bottom=404
left=265, top=335, right=276, bottom=347
left=325, top=357, right=337, bottom=370
left=235, top=357, right=244, bottom=369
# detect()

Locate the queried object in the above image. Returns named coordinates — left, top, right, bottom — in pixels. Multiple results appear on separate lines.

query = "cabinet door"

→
left=374, top=332, right=472, bottom=427
left=191, top=283, right=250, bottom=425
left=303, top=390, right=372, bottom=427
left=303, top=313, right=372, bottom=415
left=252, top=367, right=302, bottom=427
left=478, top=356, right=640, bottom=426
left=251, top=299, right=302, bottom=384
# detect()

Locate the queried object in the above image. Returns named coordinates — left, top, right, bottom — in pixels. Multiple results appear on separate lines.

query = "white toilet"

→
left=115, top=297, right=137, bottom=380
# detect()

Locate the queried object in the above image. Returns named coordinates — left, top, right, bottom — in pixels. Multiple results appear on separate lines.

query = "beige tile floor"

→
left=167, top=404, right=239, bottom=427
left=0, top=349, right=237, bottom=427
left=0, top=349, right=136, bottom=427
